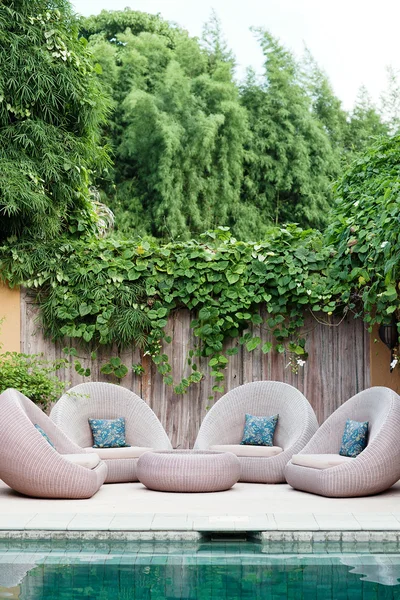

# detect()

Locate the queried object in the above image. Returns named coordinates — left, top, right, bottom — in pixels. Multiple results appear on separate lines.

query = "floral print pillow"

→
left=339, top=419, right=369, bottom=457
left=89, top=417, right=130, bottom=448
left=240, top=413, right=279, bottom=447
left=34, top=424, right=56, bottom=449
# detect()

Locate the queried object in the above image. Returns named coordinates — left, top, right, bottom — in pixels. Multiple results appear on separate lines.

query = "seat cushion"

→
left=210, top=444, right=283, bottom=458
left=85, top=446, right=153, bottom=459
left=63, top=453, right=100, bottom=469
left=291, top=453, right=355, bottom=470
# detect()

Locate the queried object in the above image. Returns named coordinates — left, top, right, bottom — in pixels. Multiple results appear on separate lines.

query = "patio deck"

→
left=1, top=478, right=400, bottom=537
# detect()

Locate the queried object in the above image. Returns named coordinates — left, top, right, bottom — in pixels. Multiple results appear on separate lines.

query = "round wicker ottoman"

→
left=137, top=450, right=240, bottom=493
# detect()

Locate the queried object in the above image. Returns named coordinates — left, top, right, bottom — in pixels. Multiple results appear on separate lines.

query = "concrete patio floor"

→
left=2, top=478, right=400, bottom=534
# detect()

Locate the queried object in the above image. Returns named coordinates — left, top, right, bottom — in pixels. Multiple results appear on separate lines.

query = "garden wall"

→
left=20, top=289, right=375, bottom=448
left=0, top=283, right=20, bottom=353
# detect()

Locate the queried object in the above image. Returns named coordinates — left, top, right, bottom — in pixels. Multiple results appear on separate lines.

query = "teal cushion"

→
left=240, top=413, right=279, bottom=447
left=88, top=417, right=130, bottom=448
left=34, top=424, right=55, bottom=449
left=339, top=419, right=369, bottom=457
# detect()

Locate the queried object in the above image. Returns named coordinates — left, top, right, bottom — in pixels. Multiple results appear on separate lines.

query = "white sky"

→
left=72, top=0, right=400, bottom=110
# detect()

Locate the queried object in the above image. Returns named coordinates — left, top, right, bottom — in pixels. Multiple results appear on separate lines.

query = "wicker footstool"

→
left=137, top=450, right=240, bottom=492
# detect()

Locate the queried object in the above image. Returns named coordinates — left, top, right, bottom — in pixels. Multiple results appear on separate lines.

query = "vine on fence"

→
left=2, top=181, right=400, bottom=395
left=0, top=225, right=340, bottom=394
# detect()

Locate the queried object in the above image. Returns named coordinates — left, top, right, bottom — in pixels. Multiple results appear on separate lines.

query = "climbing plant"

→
left=0, top=225, right=338, bottom=395
left=327, top=134, right=400, bottom=331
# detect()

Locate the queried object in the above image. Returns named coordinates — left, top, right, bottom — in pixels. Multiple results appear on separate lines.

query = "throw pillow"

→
left=240, top=413, right=279, bottom=446
left=34, top=424, right=56, bottom=449
left=88, top=417, right=130, bottom=448
left=339, top=419, right=369, bottom=457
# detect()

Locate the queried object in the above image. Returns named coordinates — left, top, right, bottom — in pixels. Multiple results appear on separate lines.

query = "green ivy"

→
left=327, top=134, right=400, bottom=330
left=0, top=224, right=337, bottom=394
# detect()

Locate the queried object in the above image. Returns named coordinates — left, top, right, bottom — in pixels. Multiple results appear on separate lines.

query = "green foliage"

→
left=344, top=87, right=388, bottom=154
left=0, top=0, right=110, bottom=242
left=327, top=134, right=400, bottom=328
left=239, top=31, right=341, bottom=233
left=81, top=10, right=395, bottom=239
left=80, top=8, right=178, bottom=44
left=380, top=67, right=400, bottom=136
left=0, top=352, right=66, bottom=408
left=100, top=357, right=129, bottom=379
left=84, top=9, right=248, bottom=239
left=0, top=225, right=335, bottom=393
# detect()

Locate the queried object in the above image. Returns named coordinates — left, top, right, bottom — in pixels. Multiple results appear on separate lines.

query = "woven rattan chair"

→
left=50, top=382, right=172, bottom=483
left=284, top=387, right=400, bottom=497
left=0, top=388, right=107, bottom=498
left=194, top=381, right=318, bottom=483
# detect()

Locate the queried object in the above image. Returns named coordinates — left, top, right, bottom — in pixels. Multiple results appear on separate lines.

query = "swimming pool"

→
left=1, top=539, right=400, bottom=599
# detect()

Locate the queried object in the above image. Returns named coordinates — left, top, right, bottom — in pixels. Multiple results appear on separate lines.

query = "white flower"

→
left=381, top=241, right=389, bottom=248
left=297, top=359, right=306, bottom=367
left=354, top=201, right=359, bottom=207
left=391, top=358, right=398, bottom=369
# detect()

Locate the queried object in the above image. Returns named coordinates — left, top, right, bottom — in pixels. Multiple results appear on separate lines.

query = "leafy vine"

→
left=0, top=225, right=340, bottom=394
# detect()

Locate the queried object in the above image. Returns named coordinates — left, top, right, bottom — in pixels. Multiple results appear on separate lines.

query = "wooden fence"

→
left=21, top=290, right=370, bottom=448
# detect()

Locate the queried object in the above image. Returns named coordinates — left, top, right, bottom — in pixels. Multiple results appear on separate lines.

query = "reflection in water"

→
left=0, top=542, right=399, bottom=600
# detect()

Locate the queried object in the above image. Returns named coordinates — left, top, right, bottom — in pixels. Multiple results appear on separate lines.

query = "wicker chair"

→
left=194, top=381, right=318, bottom=483
left=50, top=382, right=172, bottom=483
left=0, top=388, right=107, bottom=498
left=284, top=387, right=400, bottom=497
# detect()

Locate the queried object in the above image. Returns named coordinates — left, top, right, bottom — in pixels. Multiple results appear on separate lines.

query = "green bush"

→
left=0, top=352, right=67, bottom=409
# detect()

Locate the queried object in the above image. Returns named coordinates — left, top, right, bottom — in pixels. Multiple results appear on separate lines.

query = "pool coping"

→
left=2, top=530, right=400, bottom=543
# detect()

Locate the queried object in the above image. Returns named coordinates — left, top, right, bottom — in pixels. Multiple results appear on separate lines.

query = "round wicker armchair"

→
left=50, top=382, right=172, bottom=483
left=284, top=386, right=400, bottom=497
left=194, top=381, right=318, bottom=483
left=0, top=389, right=107, bottom=498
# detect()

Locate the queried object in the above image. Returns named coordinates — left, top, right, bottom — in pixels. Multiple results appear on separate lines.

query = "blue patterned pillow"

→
left=34, top=424, right=56, bottom=449
left=339, top=419, right=369, bottom=457
left=240, top=413, right=279, bottom=447
left=88, top=417, right=130, bottom=448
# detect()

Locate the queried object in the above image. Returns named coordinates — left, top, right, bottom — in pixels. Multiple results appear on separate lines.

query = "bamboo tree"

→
left=0, top=0, right=110, bottom=242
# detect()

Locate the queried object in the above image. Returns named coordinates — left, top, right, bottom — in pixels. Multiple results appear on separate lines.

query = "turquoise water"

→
left=1, top=540, right=400, bottom=599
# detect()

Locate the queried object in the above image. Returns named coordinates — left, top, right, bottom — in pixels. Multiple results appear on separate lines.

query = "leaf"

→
left=226, top=347, right=239, bottom=356
left=198, top=307, right=211, bottom=320
left=246, top=337, right=261, bottom=351
left=261, top=342, right=273, bottom=354
left=226, top=272, right=240, bottom=284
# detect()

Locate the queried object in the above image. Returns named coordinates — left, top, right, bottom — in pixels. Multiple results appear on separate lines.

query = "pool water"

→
left=1, top=540, right=400, bottom=599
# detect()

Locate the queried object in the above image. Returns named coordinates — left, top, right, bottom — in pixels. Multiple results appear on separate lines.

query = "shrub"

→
left=0, top=352, right=67, bottom=409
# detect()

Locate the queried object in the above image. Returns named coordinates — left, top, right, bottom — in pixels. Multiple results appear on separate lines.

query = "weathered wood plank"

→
left=20, top=290, right=371, bottom=448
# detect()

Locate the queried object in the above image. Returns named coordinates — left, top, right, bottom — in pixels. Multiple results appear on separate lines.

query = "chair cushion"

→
left=63, top=453, right=100, bottom=469
left=85, top=446, right=153, bottom=459
left=34, top=424, right=56, bottom=449
left=339, top=419, right=369, bottom=457
left=211, top=444, right=283, bottom=458
left=291, top=453, right=355, bottom=470
left=88, top=417, right=130, bottom=448
left=240, top=413, right=279, bottom=446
